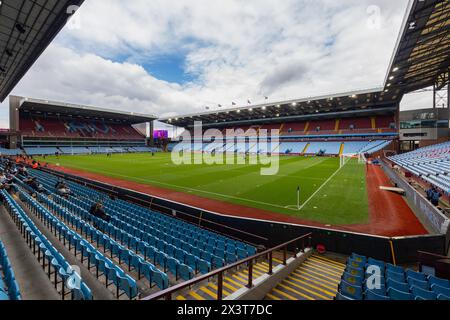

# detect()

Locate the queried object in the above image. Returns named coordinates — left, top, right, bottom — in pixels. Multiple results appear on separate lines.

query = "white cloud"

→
left=1, top=0, right=416, bottom=130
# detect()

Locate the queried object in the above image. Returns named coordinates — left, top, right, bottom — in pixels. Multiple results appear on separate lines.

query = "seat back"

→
left=407, top=277, right=428, bottom=290
left=365, top=289, right=390, bottom=300
left=431, top=284, right=450, bottom=297
left=387, top=278, right=409, bottom=293
left=406, top=269, right=426, bottom=282
left=411, top=286, right=437, bottom=300
left=386, top=270, right=405, bottom=282
left=345, top=265, right=364, bottom=277
left=335, top=292, right=354, bottom=301
left=351, top=253, right=367, bottom=264
left=428, top=275, right=450, bottom=289
left=347, top=258, right=365, bottom=269
left=339, top=280, right=363, bottom=300
left=342, top=272, right=363, bottom=286
left=388, top=287, right=413, bottom=300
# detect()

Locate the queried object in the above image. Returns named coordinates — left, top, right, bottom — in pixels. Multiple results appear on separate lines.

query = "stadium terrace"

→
left=0, top=0, right=449, bottom=306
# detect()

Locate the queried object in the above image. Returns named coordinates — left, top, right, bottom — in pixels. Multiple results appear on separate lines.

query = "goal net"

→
left=340, top=153, right=366, bottom=168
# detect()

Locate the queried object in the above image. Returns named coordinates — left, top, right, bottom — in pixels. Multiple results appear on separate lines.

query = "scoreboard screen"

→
left=153, top=130, right=169, bottom=139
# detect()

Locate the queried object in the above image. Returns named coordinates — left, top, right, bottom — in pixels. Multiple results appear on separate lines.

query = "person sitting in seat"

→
left=426, top=186, right=433, bottom=201
left=31, top=161, right=39, bottom=170
left=25, top=177, right=47, bottom=195
left=431, top=188, right=442, bottom=207
left=89, top=202, right=111, bottom=224
left=18, top=165, right=28, bottom=177
left=55, top=179, right=73, bottom=198
left=4, top=172, right=17, bottom=193
left=0, top=171, right=7, bottom=189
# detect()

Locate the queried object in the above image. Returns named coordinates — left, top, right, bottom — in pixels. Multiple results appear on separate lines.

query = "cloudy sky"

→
left=0, top=0, right=433, bottom=129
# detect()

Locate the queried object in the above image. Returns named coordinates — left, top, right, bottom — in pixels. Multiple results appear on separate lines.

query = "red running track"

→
left=47, top=163, right=428, bottom=237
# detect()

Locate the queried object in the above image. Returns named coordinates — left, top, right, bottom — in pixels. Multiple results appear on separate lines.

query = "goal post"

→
left=340, top=153, right=366, bottom=168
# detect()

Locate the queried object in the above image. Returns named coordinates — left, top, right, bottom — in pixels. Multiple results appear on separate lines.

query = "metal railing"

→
left=142, top=233, right=312, bottom=300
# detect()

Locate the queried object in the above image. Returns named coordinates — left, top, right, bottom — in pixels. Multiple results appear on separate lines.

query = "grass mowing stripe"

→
left=40, top=153, right=369, bottom=225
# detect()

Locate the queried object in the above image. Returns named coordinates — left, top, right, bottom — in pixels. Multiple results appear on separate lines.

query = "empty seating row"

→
left=23, top=168, right=256, bottom=288
left=336, top=253, right=450, bottom=300
left=16, top=187, right=142, bottom=299
left=171, top=140, right=390, bottom=156
left=389, top=142, right=450, bottom=194
left=30, top=169, right=256, bottom=258
left=0, top=239, right=21, bottom=300
left=56, top=194, right=220, bottom=274
left=29, top=173, right=215, bottom=274
left=1, top=189, right=92, bottom=300
left=28, top=175, right=197, bottom=284
left=29, top=187, right=173, bottom=292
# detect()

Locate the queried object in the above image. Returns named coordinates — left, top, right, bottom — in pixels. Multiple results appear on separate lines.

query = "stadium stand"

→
left=0, top=239, right=21, bottom=300
left=0, top=0, right=448, bottom=304
left=0, top=156, right=257, bottom=299
left=389, top=142, right=450, bottom=194
left=170, top=140, right=391, bottom=156
left=336, top=253, right=450, bottom=300
left=21, top=118, right=144, bottom=140
left=1, top=189, right=93, bottom=300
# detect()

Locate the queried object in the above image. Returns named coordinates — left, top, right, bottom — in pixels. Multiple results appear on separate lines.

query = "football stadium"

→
left=0, top=0, right=449, bottom=305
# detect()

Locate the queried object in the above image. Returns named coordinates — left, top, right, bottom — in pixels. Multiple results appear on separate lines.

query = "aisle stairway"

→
left=266, top=254, right=345, bottom=300
left=176, top=260, right=272, bottom=300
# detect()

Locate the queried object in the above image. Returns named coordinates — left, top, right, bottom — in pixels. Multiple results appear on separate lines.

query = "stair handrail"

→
left=142, top=232, right=312, bottom=300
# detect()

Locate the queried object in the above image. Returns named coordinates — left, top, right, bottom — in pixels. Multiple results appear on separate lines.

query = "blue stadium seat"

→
left=178, top=264, right=194, bottom=281
left=428, top=275, right=450, bottom=289
left=197, top=260, right=211, bottom=275
left=406, top=269, right=427, bottom=282
left=347, top=258, right=365, bottom=269
left=339, top=280, right=363, bottom=300
left=351, top=253, right=367, bottom=264
left=335, top=292, right=354, bottom=300
left=411, top=286, right=437, bottom=300
left=386, top=263, right=404, bottom=274
left=345, top=265, right=364, bottom=278
left=151, top=269, right=169, bottom=290
left=386, top=270, right=405, bottom=283
left=342, top=272, right=363, bottom=286
left=407, top=277, right=429, bottom=290
left=365, top=289, right=390, bottom=300
left=367, top=257, right=385, bottom=270
left=387, top=287, right=413, bottom=300
left=431, top=284, right=450, bottom=297
left=387, top=278, right=409, bottom=293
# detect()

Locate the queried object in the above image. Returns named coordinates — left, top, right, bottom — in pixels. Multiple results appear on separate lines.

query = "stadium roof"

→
left=16, top=96, right=157, bottom=124
left=160, top=88, right=399, bottom=128
left=385, top=0, right=450, bottom=94
left=160, top=0, right=450, bottom=129
left=0, top=0, right=85, bottom=102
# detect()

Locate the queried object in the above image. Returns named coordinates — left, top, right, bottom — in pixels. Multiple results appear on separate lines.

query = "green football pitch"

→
left=39, top=153, right=369, bottom=225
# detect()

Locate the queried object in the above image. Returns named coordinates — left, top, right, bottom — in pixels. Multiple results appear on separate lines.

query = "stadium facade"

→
left=0, top=0, right=449, bottom=303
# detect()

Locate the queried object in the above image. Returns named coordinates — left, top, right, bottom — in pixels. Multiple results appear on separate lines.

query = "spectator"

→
left=89, top=202, right=111, bottom=225
left=426, top=186, right=433, bottom=201
left=431, top=189, right=442, bottom=207
left=0, top=171, right=7, bottom=187
left=18, top=165, right=28, bottom=177
left=55, top=179, right=73, bottom=198
left=1, top=172, right=16, bottom=193
left=25, top=177, right=47, bottom=195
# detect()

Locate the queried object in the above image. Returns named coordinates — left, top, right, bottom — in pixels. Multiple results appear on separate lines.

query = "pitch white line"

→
left=50, top=163, right=302, bottom=211
left=297, top=162, right=347, bottom=211
left=48, top=157, right=341, bottom=213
